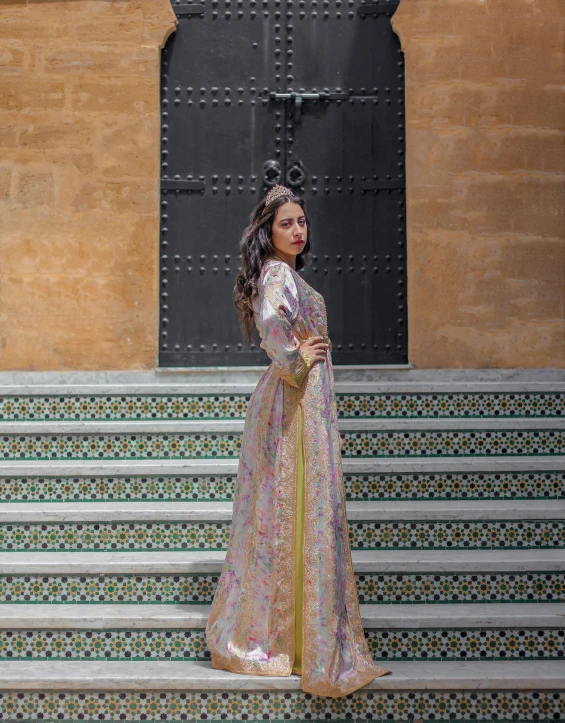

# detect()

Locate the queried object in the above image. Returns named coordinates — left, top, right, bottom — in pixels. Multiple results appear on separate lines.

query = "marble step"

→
left=2, top=507, right=563, bottom=552
left=1, top=663, right=562, bottom=723
left=1, top=550, right=562, bottom=605
left=2, top=499, right=564, bottom=523
left=2, top=455, right=565, bottom=475
left=1, top=367, right=563, bottom=389
left=0, top=659, right=563, bottom=691
left=2, top=602, right=563, bottom=629
left=2, top=418, right=564, bottom=433
left=2, top=459, right=563, bottom=504
left=2, top=549, right=563, bottom=575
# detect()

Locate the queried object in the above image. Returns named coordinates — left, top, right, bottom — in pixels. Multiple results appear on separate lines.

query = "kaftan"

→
left=205, top=256, right=390, bottom=697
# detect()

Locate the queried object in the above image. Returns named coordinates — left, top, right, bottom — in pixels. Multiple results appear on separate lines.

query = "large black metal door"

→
left=160, top=0, right=406, bottom=367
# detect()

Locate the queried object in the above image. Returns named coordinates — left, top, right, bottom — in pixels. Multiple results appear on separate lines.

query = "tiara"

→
left=261, top=183, right=294, bottom=214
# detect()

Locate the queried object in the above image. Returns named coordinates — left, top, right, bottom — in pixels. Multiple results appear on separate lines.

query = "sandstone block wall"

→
left=394, top=0, right=564, bottom=367
left=0, top=0, right=177, bottom=370
left=0, top=0, right=562, bottom=370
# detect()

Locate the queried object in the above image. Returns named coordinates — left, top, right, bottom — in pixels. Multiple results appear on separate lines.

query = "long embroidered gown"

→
left=205, top=256, right=390, bottom=697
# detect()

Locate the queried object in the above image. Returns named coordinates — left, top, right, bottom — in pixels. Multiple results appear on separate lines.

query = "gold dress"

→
left=205, top=257, right=390, bottom=697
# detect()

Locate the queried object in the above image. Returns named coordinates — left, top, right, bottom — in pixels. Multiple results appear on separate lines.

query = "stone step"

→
left=2, top=602, right=563, bottom=629
left=3, top=418, right=565, bottom=433
left=3, top=455, right=565, bottom=474
left=1, top=367, right=563, bottom=388
left=0, top=659, right=563, bottom=691
left=2, top=549, right=562, bottom=574
left=0, top=662, right=562, bottom=723
left=1, top=391, right=563, bottom=421
left=2, top=459, right=563, bottom=503
left=1, top=506, right=563, bottom=552
left=2, top=499, right=563, bottom=523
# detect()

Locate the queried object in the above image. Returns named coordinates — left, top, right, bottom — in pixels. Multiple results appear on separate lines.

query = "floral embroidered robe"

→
left=205, top=257, right=390, bottom=697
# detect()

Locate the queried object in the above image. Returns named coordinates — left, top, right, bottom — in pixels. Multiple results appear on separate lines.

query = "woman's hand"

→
left=300, top=336, right=329, bottom=365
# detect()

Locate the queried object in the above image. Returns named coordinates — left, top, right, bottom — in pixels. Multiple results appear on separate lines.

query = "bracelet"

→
left=301, top=349, right=311, bottom=369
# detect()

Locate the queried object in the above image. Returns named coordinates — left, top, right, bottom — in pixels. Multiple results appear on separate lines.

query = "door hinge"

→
left=360, top=179, right=405, bottom=191
left=161, top=179, right=206, bottom=191
left=174, top=3, right=205, bottom=16
left=358, top=1, right=400, bottom=16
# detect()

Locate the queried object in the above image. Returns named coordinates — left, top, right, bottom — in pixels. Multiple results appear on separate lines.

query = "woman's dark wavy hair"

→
left=234, top=190, right=312, bottom=343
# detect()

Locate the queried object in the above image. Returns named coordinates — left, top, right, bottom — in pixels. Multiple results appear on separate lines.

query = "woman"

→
left=205, top=184, right=390, bottom=697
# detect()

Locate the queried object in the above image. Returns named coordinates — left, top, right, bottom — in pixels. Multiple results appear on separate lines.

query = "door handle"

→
left=286, top=160, right=305, bottom=188
left=263, top=160, right=282, bottom=187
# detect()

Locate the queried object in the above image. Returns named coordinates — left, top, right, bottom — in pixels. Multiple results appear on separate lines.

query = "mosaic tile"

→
left=0, top=574, right=221, bottom=605
left=0, top=429, right=563, bottom=461
left=0, top=474, right=235, bottom=503
left=1, top=470, right=563, bottom=503
left=355, top=572, right=565, bottom=604
left=0, top=689, right=562, bottom=721
left=337, top=392, right=565, bottom=419
left=341, top=429, right=564, bottom=457
left=1, top=392, right=563, bottom=421
left=0, top=433, right=242, bottom=461
left=0, top=572, right=562, bottom=605
left=0, top=521, right=230, bottom=552
left=365, top=628, right=565, bottom=661
left=0, top=628, right=562, bottom=662
left=348, top=520, right=565, bottom=550
left=0, top=395, right=250, bottom=422
left=344, top=470, right=565, bottom=501
left=1, top=519, right=563, bottom=552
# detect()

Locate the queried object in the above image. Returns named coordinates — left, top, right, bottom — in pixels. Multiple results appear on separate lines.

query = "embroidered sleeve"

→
left=255, top=261, right=309, bottom=389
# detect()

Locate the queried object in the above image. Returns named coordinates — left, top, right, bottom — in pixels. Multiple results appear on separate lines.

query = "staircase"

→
left=0, top=368, right=563, bottom=722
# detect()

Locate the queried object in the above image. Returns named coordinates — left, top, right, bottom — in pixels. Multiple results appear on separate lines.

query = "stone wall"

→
left=0, top=0, right=177, bottom=370
left=393, top=0, right=564, bottom=368
left=0, top=0, right=562, bottom=370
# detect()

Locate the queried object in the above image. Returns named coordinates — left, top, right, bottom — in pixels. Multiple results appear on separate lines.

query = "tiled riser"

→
left=1, top=429, right=564, bottom=460
left=0, top=689, right=562, bottom=721
left=1, top=392, right=562, bottom=420
left=2, top=520, right=564, bottom=552
left=2, top=471, right=564, bottom=502
left=0, top=628, right=563, bottom=662
left=1, top=573, right=563, bottom=604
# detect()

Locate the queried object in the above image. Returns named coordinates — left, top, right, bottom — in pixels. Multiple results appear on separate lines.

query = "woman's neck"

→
left=272, top=251, right=296, bottom=270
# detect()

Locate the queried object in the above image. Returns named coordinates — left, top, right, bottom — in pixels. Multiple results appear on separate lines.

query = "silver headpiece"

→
left=261, top=183, right=294, bottom=215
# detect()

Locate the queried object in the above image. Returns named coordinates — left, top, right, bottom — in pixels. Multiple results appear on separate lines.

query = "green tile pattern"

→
left=356, top=572, right=565, bottom=604
left=2, top=470, right=563, bottom=503
left=0, top=521, right=230, bottom=552
left=1, top=429, right=563, bottom=460
left=0, top=433, right=242, bottom=460
left=1, top=519, right=563, bottom=552
left=1, top=391, right=563, bottom=421
left=349, top=520, right=565, bottom=550
left=0, top=628, right=562, bottom=662
left=341, top=429, right=563, bottom=457
left=0, top=572, right=562, bottom=605
left=0, top=689, right=562, bottom=721
left=366, top=628, right=565, bottom=661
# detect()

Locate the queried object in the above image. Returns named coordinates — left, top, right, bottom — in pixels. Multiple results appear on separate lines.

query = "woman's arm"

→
left=255, top=262, right=310, bottom=388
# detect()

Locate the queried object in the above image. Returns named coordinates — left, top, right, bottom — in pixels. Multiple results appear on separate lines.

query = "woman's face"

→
left=270, top=201, right=307, bottom=263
